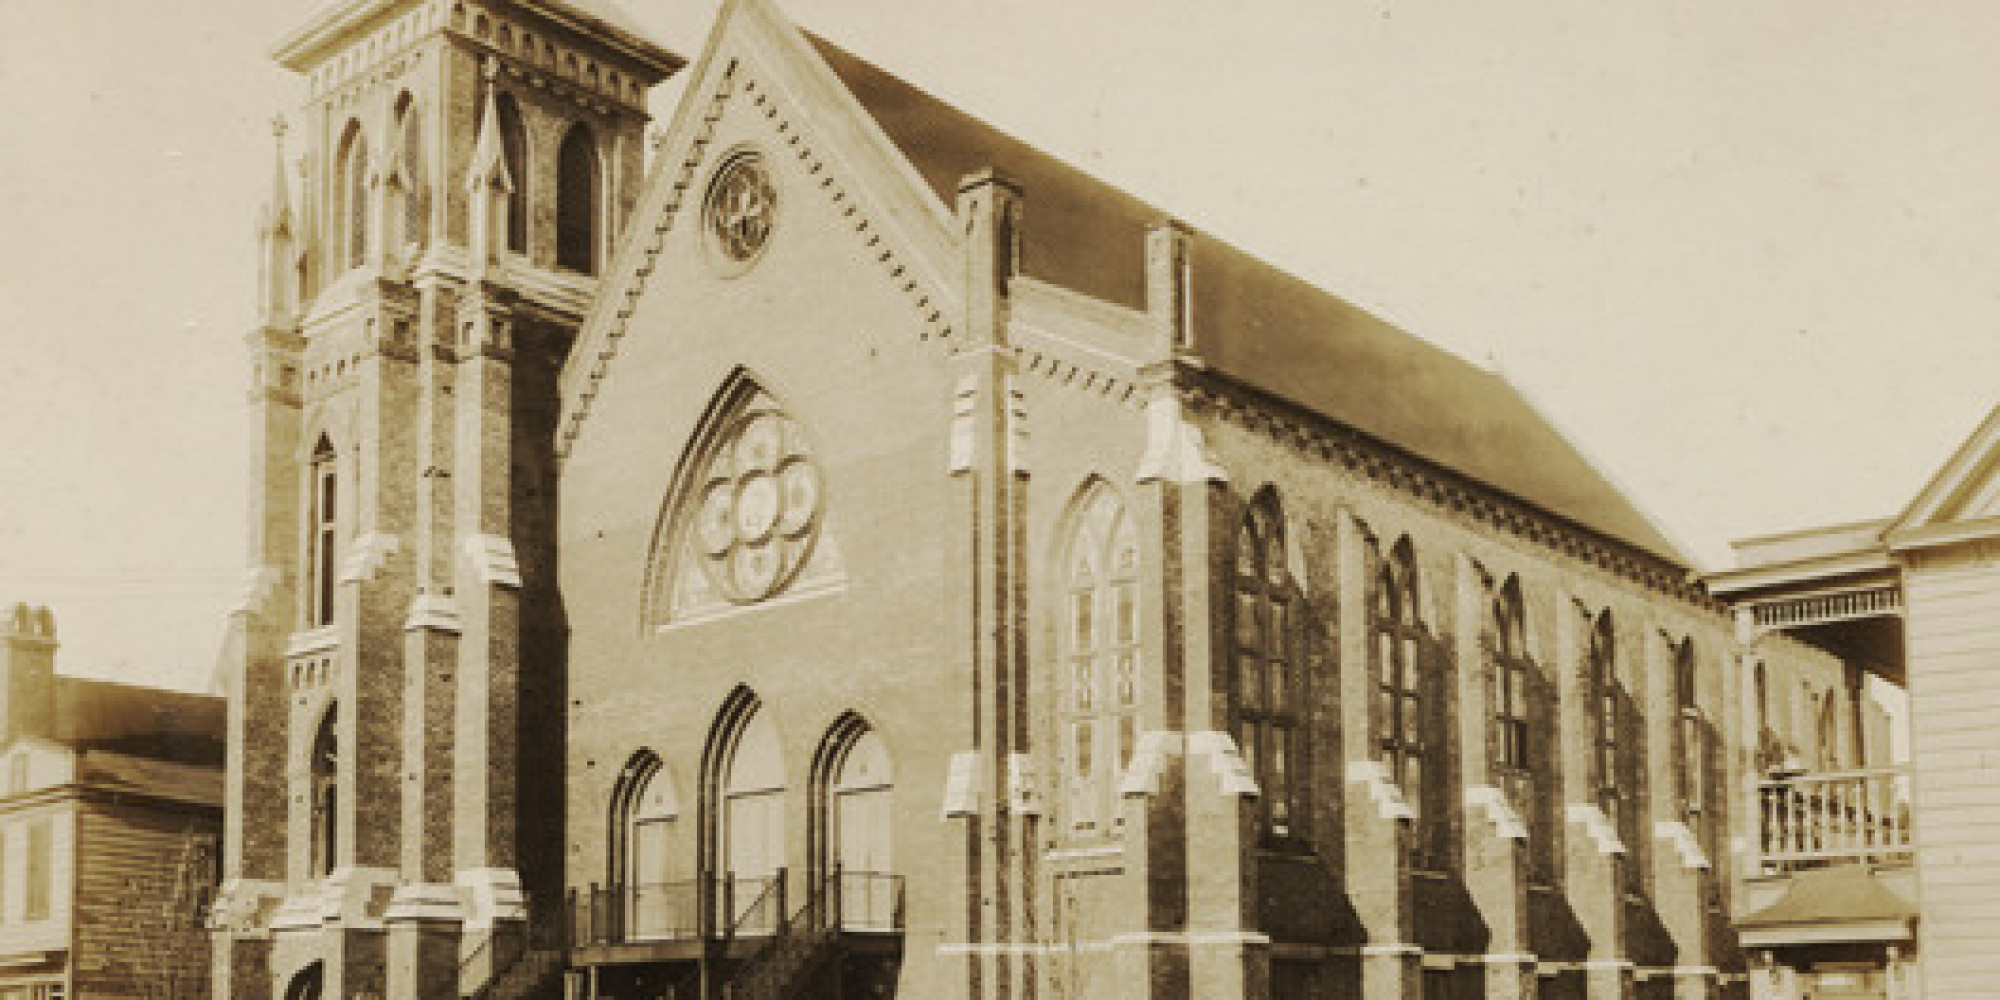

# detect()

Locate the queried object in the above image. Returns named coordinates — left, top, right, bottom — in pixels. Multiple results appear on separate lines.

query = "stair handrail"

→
left=721, top=867, right=846, bottom=1000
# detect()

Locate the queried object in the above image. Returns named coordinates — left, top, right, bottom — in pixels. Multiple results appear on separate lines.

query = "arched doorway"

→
left=719, top=706, right=784, bottom=932
left=830, top=729, right=894, bottom=929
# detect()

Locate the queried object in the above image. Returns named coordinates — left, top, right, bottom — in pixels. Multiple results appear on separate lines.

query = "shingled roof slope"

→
left=53, top=676, right=225, bottom=767
left=805, top=31, right=1687, bottom=565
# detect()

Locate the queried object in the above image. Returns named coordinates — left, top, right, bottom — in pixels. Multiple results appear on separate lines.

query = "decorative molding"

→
left=234, top=566, right=282, bottom=615
left=1564, top=802, right=1626, bottom=856
left=1346, top=759, right=1415, bottom=822
left=462, top=533, right=522, bottom=588
left=1119, top=730, right=1183, bottom=799
left=339, top=532, right=401, bottom=584
left=454, top=866, right=527, bottom=931
left=1653, top=820, right=1711, bottom=871
left=941, top=751, right=979, bottom=818
left=403, top=592, right=463, bottom=633
left=1186, top=730, right=1258, bottom=798
left=1006, top=753, right=1039, bottom=815
left=947, top=373, right=976, bottom=474
left=1183, top=375, right=1713, bottom=607
left=285, top=626, right=341, bottom=659
left=1134, top=391, right=1226, bottom=485
left=560, top=59, right=957, bottom=459
left=1465, top=784, right=1529, bottom=840
left=382, top=881, right=465, bottom=924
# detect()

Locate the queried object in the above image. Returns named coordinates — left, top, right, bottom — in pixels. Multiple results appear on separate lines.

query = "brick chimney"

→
left=0, top=604, right=57, bottom=742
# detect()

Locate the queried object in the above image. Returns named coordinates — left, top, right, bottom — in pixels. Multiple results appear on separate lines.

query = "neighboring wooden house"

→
left=0, top=603, right=224, bottom=1000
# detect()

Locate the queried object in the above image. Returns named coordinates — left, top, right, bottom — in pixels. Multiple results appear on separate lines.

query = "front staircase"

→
left=464, top=901, right=569, bottom=1000
left=720, top=871, right=869, bottom=1000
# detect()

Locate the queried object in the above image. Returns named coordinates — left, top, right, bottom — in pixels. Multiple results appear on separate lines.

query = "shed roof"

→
left=806, top=31, right=1688, bottom=565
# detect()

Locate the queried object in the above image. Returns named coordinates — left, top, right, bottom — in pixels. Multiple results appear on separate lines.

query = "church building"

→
left=208, top=1, right=1879, bottom=998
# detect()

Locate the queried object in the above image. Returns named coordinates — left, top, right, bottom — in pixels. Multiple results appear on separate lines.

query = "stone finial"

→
left=1145, top=217, right=1196, bottom=362
left=465, top=81, right=515, bottom=276
left=954, top=169, right=1022, bottom=348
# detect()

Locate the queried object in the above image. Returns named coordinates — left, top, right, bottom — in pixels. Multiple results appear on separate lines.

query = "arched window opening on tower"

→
left=309, top=707, right=338, bottom=880
left=1056, top=482, right=1139, bottom=840
left=1235, top=489, right=1304, bottom=844
left=393, top=94, right=425, bottom=256
left=307, top=438, right=338, bottom=628
left=334, top=122, right=369, bottom=271
left=496, top=93, right=528, bottom=256
left=556, top=122, right=600, bottom=273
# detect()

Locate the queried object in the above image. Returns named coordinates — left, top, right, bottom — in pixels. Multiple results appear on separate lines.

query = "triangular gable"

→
left=558, top=0, right=963, bottom=456
left=1889, top=401, right=2000, bottom=545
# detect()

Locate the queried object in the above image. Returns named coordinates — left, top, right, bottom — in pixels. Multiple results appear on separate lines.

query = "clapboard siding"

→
left=0, top=802, right=75, bottom=960
left=71, top=797, right=215, bottom=1000
left=1904, top=555, right=2000, bottom=996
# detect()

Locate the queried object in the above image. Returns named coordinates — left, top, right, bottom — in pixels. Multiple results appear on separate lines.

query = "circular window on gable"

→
left=703, top=150, right=777, bottom=274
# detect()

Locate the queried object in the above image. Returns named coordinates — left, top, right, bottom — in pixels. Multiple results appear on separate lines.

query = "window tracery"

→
left=653, top=380, right=839, bottom=628
left=1057, top=484, right=1139, bottom=838
left=1235, top=490, right=1303, bottom=842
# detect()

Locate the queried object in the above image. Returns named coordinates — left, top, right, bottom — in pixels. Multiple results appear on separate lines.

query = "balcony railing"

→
left=1758, top=765, right=1911, bottom=871
left=571, top=870, right=904, bottom=949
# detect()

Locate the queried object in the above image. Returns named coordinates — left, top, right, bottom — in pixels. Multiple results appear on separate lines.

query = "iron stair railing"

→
left=721, top=869, right=904, bottom=1000
left=463, top=897, right=569, bottom=1000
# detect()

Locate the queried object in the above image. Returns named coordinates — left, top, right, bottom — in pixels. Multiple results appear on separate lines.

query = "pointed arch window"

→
left=308, top=707, right=338, bottom=880
left=1374, top=538, right=1445, bottom=869
left=1234, top=490, right=1303, bottom=842
left=648, top=377, right=840, bottom=629
left=556, top=122, right=600, bottom=273
left=1057, top=484, right=1139, bottom=839
left=1587, top=611, right=1643, bottom=887
left=496, top=94, right=528, bottom=256
left=334, top=122, right=369, bottom=270
left=1489, top=576, right=1554, bottom=882
left=307, top=438, right=338, bottom=628
left=1673, top=640, right=1711, bottom=843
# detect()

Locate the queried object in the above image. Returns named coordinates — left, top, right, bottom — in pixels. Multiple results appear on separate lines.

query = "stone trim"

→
left=1564, top=802, right=1627, bottom=856
left=1347, top=759, right=1415, bottom=822
left=1182, top=373, right=1713, bottom=607
left=1466, top=784, right=1529, bottom=840
left=940, top=751, right=979, bottom=817
left=461, top=533, right=522, bottom=588
left=560, top=60, right=956, bottom=459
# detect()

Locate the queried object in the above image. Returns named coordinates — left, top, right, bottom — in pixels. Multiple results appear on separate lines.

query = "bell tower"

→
left=210, top=2, right=682, bottom=998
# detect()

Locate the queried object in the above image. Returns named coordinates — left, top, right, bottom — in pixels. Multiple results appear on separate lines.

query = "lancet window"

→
left=1235, top=490, right=1303, bottom=842
left=1057, top=485, right=1140, bottom=838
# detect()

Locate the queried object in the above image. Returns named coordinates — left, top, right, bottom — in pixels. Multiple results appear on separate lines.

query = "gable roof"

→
left=1888, top=400, right=2000, bottom=546
left=52, top=677, right=224, bottom=767
left=803, top=30, right=1689, bottom=566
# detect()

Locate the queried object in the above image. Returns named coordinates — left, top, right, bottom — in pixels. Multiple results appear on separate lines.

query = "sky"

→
left=0, top=0, right=1995, bottom=692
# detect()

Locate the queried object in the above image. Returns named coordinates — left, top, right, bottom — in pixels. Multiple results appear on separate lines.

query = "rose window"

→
left=704, top=151, right=776, bottom=266
left=691, top=409, right=822, bottom=603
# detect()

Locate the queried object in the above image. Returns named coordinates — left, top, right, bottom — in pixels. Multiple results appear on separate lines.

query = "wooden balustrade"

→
left=1758, top=765, right=1911, bottom=871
